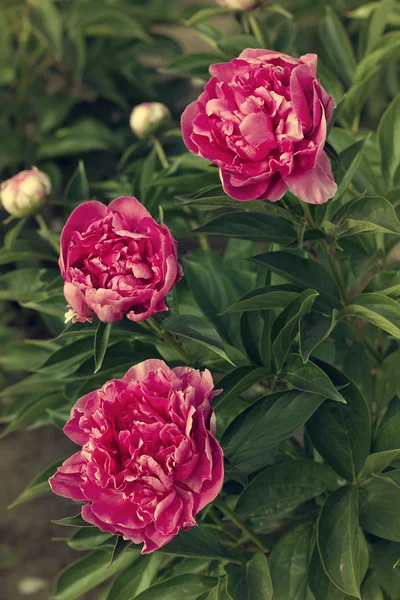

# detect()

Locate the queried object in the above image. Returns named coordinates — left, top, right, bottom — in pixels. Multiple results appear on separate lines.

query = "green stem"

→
left=247, top=14, right=266, bottom=47
left=153, top=138, right=169, bottom=169
left=213, top=498, right=269, bottom=554
left=35, top=214, right=60, bottom=254
left=147, top=317, right=191, bottom=364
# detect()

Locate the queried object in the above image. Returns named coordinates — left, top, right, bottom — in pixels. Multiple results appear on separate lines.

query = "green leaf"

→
left=37, top=337, right=96, bottom=377
left=67, top=528, right=115, bottom=551
left=306, top=363, right=371, bottom=481
left=374, top=469, right=400, bottom=489
left=30, top=0, right=63, bottom=57
left=222, top=389, right=327, bottom=474
left=52, top=550, right=138, bottom=600
left=299, top=311, right=337, bottom=362
left=109, top=537, right=132, bottom=566
left=317, top=486, right=360, bottom=598
left=333, top=139, right=368, bottom=201
left=319, top=7, right=357, bottom=87
left=158, top=526, right=230, bottom=560
left=193, top=213, right=296, bottom=244
left=52, top=514, right=92, bottom=528
left=185, top=7, right=232, bottom=26
left=269, top=522, right=315, bottom=600
left=105, top=554, right=164, bottom=600
left=236, top=460, right=338, bottom=532
left=65, top=161, right=89, bottom=202
left=308, top=545, right=348, bottom=600
left=224, top=554, right=273, bottom=600
left=328, top=196, right=400, bottom=237
left=281, top=354, right=346, bottom=404
left=372, top=540, right=400, bottom=598
left=165, top=53, right=221, bottom=79
left=4, top=218, right=27, bottom=250
left=213, top=366, right=269, bottom=409
left=365, top=271, right=400, bottom=298
left=94, top=321, right=112, bottom=374
left=8, top=458, right=64, bottom=508
left=360, top=477, right=400, bottom=541
left=0, top=392, right=65, bottom=438
left=39, top=119, right=116, bottom=159
left=365, top=0, right=396, bottom=54
left=0, top=268, right=56, bottom=301
left=359, top=449, right=400, bottom=478
left=272, top=291, right=319, bottom=369
left=378, top=92, right=400, bottom=190
left=133, top=575, right=219, bottom=600
left=374, top=402, right=400, bottom=452
left=341, top=293, right=400, bottom=339
left=218, top=35, right=259, bottom=59
left=251, top=252, right=341, bottom=307
left=162, top=315, right=233, bottom=365
left=224, top=287, right=300, bottom=314
left=0, top=250, right=57, bottom=265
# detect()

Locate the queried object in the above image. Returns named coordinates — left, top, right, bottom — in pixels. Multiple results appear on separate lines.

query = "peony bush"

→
left=1, top=1, right=400, bottom=599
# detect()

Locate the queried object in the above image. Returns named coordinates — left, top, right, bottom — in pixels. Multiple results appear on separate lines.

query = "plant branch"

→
left=213, top=498, right=269, bottom=554
left=153, top=138, right=169, bottom=169
left=147, top=317, right=192, bottom=364
left=35, top=214, right=60, bottom=254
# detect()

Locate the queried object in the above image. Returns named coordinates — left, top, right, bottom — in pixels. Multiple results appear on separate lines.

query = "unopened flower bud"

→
left=216, top=0, right=259, bottom=9
left=129, top=102, right=171, bottom=139
left=0, top=167, right=51, bottom=217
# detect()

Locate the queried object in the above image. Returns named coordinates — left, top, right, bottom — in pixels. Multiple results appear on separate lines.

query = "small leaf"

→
left=299, top=311, right=337, bottom=362
left=8, top=458, right=64, bottom=508
left=329, top=196, right=400, bottom=237
left=65, top=161, right=89, bottom=202
left=109, top=536, right=132, bottom=567
left=281, top=354, right=346, bottom=403
left=133, top=575, right=218, bottom=600
left=224, top=287, right=299, bottom=314
left=165, top=53, right=222, bottom=79
left=105, top=554, right=164, bottom=600
left=359, top=449, right=400, bottom=479
left=94, top=321, right=112, bottom=374
left=67, top=529, right=115, bottom=551
left=317, top=486, right=360, bottom=597
left=213, top=366, right=269, bottom=409
left=360, top=477, right=400, bottom=541
left=158, top=526, right=231, bottom=560
left=224, top=554, right=273, bottom=600
left=52, top=514, right=93, bottom=528
left=378, top=92, right=400, bottom=190
left=162, top=315, right=233, bottom=364
left=374, top=469, right=400, bottom=489
left=341, top=293, right=400, bottom=339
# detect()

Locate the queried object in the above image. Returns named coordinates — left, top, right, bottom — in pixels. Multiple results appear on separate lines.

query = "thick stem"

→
left=153, top=138, right=170, bottom=169
left=35, top=214, right=60, bottom=254
left=213, top=498, right=269, bottom=554
left=147, top=317, right=191, bottom=364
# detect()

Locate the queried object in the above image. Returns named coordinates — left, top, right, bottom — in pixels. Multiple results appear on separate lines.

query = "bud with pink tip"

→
left=0, top=167, right=51, bottom=217
left=216, top=0, right=260, bottom=9
left=129, top=102, right=171, bottom=139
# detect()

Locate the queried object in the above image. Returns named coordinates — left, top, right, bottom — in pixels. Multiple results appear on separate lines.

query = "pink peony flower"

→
left=181, top=49, right=337, bottom=204
left=59, top=197, right=182, bottom=323
left=49, top=360, right=224, bottom=553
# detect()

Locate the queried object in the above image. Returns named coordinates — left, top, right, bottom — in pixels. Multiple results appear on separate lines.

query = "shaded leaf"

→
left=281, top=354, right=346, bottom=404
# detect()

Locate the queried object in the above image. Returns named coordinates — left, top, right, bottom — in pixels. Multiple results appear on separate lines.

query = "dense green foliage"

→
left=1, top=0, right=400, bottom=599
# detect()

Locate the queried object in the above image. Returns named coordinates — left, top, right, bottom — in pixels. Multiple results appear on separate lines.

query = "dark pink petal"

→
left=181, top=101, right=201, bottom=154
left=49, top=453, right=86, bottom=501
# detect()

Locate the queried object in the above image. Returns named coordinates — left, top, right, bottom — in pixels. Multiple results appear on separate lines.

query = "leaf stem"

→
left=247, top=14, right=266, bottom=47
left=153, top=138, right=169, bottom=169
left=213, top=498, right=269, bottom=554
left=35, top=214, right=60, bottom=254
left=147, top=317, right=191, bottom=364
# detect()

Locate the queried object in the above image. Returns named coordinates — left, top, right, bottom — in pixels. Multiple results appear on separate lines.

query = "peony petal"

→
left=49, top=452, right=86, bottom=501
left=123, top=359, right=171, bottom=384
left=284, top=151, right=337, bottom=205
left=181, top=101, right=201, bottom=154
left=108, top=196, right=152, bottom=229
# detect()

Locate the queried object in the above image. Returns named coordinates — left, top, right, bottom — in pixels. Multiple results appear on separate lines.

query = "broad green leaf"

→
left=8, top=458, right=64, bottom=508
left=328, top=196, right=400, bottom=237
left=224, top=287, right=299, bottom=314
left=319, top=7, right=357, bottom=87
left=281, top=354, right=346, bottom=404
left=372, top=540, right=400, bottom=598
left=52, top=514, right=92, bottom=528
left=360, top=477, right=400, bottom=541
left=359, top=449, right=400, bottom=478
left=269, top=522, right=315, bottom=600
left=222, top=389, right=326, bottom=474
left=374, top=351, right=400, bottom=410
left=162, top=315, right=233, bottom=364
left=374, top=469, right=400, bottom=488
left=299, top=311, right=337, bottom=362
left=0, top=250, right=57, bottom=265
left=0, top=268, right=56, bottom=302
left=334, top=139, right=368, bottom=201
left=133, top=575, right=219, bottom=600
left=272, top=291, right=319, bottom=369
left=308, top=546, right=347, bottom=600
left=67, top=528, right=114, bottom=551
left=365, top=271, right=400, bottom=298
left=37, top=337, right=96, bottom=377
left=251, top=252, right=341, bottom=307
left=0, top=392, right=65, bottom=438
left=224, top=554, right=273, bottom=600
left=317, top=486, right=360, bottom=597
left=365, top=0, right=396, bottom=55
left=213, top=366, right=269, bottom=409
left=194, top=213, right=296, bottom=244
left=65, top=161, right=89, bottom=202
left=360, top=574, right=384, bottom=600
left=39, top=119, right=116, bottom=159
left=94, top=321, right=112, bottom=374
left=306, top=363, right=371, bottom=481
left=236, top=460, right=338, bottom=531
left=374, top=401, right=400, bottom=452
left=52, top=549, right=138, bottom=600
left=378, top=92, right=400, bottom=190
left=341, top=293, right=400, bottom=339
left=158, top=526, right=230, bottom=560
left=105, top=554, right=164, bottom=600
